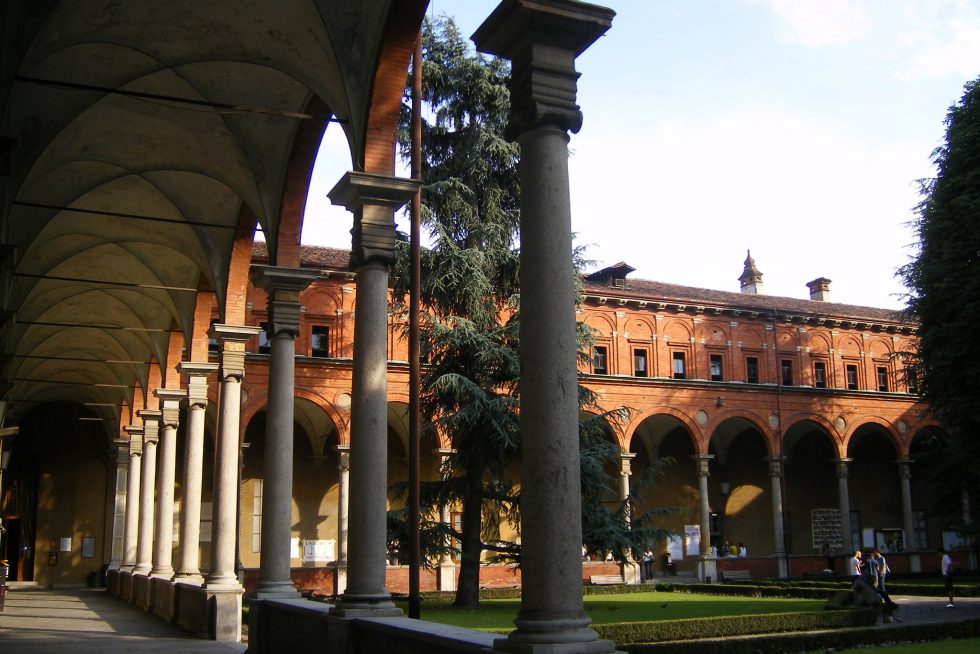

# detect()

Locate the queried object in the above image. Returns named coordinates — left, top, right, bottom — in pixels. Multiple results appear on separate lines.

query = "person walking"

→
left=871, top=550, right=900, bottom=620
left=939, top=547, right=955, bottom=607
left=641, top=548, right=654, bottom=581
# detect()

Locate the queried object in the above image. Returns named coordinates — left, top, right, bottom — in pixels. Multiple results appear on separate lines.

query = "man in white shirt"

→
left=848, top=549, right=862, bottom=577
left=939, top=548, right=955, bottom=607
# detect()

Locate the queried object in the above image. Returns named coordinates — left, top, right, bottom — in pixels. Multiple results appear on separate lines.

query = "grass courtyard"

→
left=398, top=591, right=826, bottom=630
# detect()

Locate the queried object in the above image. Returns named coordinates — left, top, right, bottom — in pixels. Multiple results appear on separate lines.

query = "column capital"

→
left=139, top=409, right=161, bottom=445
left=766, top=456, right=786, bottom=477
left=693, top=453, right=714, bottom=477
left=210, top=323, right=262, bottom=382
left=897, top=457, right=913, bottom=479
left=155, top=388, right=185, bottom=427
left=113, top=438, right=130, bottom=463
left=336, top=446, right=350, bottom=472
left=619, top=452, right=636, bottom=476
left=180, top=361, right=218, bottom=407
left=124, top=425, right=143, bottom=455
left=473, top=0, right=614, bottom=139
left=328, top=171, right=420, bottom=269
left=835, top=458, right=853, bottom=479
left=251, top=266, right=319, bottom=338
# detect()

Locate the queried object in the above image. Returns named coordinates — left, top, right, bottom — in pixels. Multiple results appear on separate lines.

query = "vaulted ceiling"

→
left=0, top=0, right=426, bottom=432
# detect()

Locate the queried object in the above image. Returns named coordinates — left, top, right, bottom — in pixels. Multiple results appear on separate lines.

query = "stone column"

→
left=205, top=324, right=262, bottom=590
left=335, top=445, right=350, bottom=595
left=328, top=171, right=419, bottom=616
left=837, top=458, right=853, bottom=552
left=108, top=438, right=130, bottom=571
left=695, top=454, right=718, bottom=582
left=134, top=410, right=161, bottom=576
left=436, top=448, right=456, bottom=592
left=619, top=453, right=640, bottom=584
left=768, top=457, right=788, bottom=578
left=151, top=389, right=183, bottom=579
left=473, top=3, right=615, bottom=650
left=898, top=458, right=921, bottom=572
left=250, top=266, right=318, bottom=598
left=121, top=426, right=143, bottom=573
left=174, top=361, right=218, bottom=585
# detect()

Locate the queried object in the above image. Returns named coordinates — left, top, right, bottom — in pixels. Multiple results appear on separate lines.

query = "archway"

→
left=709, top=416, right=771, bottom=557
left=784, top=419, right=837, bottom=557
left=847, top=422, right=902, bottom=552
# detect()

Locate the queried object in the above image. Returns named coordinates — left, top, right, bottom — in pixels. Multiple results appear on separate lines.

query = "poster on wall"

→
left=81, top=537, right=96, bottom=558
left=290, top=537, right=300, bottom=559
left=811, top=508, right=842, bottom=549
left=683, top=525, right=699, bottom=557
left=302, top=539, right=336, bottom=563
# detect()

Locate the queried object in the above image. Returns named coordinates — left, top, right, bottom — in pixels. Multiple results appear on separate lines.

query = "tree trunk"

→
left=453, top=471, right=484, bottom=608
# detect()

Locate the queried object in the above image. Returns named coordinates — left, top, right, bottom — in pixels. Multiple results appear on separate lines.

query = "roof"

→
left=252, top=241, right=351, bottom=270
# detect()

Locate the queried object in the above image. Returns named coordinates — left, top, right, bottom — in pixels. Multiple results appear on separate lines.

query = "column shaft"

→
left=206, top=324, right=261, bottom=590
left=152, top=390, right=183, bottom=578
left=108, top=440, right=129, bottom=570
left=335, top=447, right=350, bottom=595
left=837, top=459, right=853, bottom=551
left=697, top=460, right=711, bottom=557
left=121, top=429, right=142, bottom=572
left=899, top=459, right=921, bottom=572
left=175, top=363, right=216, bottom=584
left=135, top=413, right=161, bottom=576
left=768, top=458, right=787, bottom=578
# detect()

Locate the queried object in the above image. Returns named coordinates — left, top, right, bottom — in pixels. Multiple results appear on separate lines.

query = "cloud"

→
left=895, top=0, right=980, bottom=81
left=765, top=0, right=871, bottom=46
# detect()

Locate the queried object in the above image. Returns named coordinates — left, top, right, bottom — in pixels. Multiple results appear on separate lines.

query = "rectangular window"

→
left=814, top=362, right=827, bottom=388
left=709, top=354, right=723, bottom=381
left=311, top=325, right=329, bottom=358
left=258, top=322, right=271, bottom=354
left=907, top=368, right=919, bottom=394
left=746, top=356, right=759, bottom=384
left=912, top=510, right=928, bottom=550
left=593, top=346, right=608, bottom=375
left=633, top=349, right=647, bottom=378
left=781, top=359, right=793, bottom=386
left=672, top=351, right=686, bottom=379
left=207, top=320, right=219, bottom=353
left=252, top=479, right=263, bottom=553
left=846, top=364, right=859, bottom=390
left=877, top=366, right=889, bottom=392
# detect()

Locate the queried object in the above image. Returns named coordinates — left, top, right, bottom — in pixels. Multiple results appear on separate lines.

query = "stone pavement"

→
left=1, top=583, right=979, bottom=653
left=0, top=583, right=246, bottom=654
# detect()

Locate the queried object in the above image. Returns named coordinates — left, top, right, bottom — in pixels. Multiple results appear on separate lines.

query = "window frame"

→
left=633, top=348, right=648, bottom=378
left=876, top=365, right=889, bottom=392
left=780, top=359, right=793, bottom=386
left=672, top=351, right=686, bottom=380
left=845, top=363, right=859, bottom=390
left=813, top=361, right=828, bottom=388
left=593, top=345, right=608, bottom=375
left=709, top=353, right=724, bottom=382
left=311, top=324, right=330, bottom=358
left=745, top=356, right=759, bottom=384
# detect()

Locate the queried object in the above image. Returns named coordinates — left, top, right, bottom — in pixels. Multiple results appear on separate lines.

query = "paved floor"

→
left=0, top=583, right=245, bottom=653
left=1, top=583, right=978, bottom=652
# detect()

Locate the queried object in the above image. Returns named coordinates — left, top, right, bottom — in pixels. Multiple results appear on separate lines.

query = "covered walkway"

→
left=0, top=583, right=245, bottom=654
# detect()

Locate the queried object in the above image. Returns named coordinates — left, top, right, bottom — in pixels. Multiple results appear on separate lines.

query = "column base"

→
left=334, top=563, right=348, bottom=596
left=492, top=618, right=620, bottom=654
left=621, top=561, right=640, bottom=585
left=330, top=592, right=403, bottom=618
left=204, top=573, right=244, bottom=591
left=910, top=553, right=922, bottom=573
left=252, top=579, right=301, bottom=600
left=775, top=554, right=789, bottom=578
left=437, top=561, right=456, bottom=592
left=698, top=557, right=718, bottom=584
left=150, top=567, right=174, bottom=580
left=173, top=572, right=205, bottom=586
left=176, top=582, right=243, bottom=641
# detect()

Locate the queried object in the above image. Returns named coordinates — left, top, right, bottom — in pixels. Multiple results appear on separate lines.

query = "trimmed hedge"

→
left=662, top=582, right=838, bottom=600
left=592, top=609, right=874, bottom=644
left=622, top=617, right=980, bottom=653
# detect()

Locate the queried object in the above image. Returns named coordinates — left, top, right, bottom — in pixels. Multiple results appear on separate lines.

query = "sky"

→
left=301, top=0, right=980, bottom=310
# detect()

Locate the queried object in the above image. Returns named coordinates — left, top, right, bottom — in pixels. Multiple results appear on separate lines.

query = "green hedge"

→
left=592, top=609, right=874, bottom=645
left=622, top=617, right=980, bottom=653
left=664, top=582, right=837, bottom=600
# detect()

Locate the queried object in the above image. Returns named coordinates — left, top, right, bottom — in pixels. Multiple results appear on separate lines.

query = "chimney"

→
left=807, top=277, right=832, bottom=302
left=738, top=250, right=763, bottom=295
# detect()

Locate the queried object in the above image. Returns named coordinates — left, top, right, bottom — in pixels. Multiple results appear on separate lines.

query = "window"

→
left=912, top=510, right=928, bottom=550
left=846, top=364, right=858, bottom=390
left=311, top=325, right=329, bottom=358
left=780, top=359, right=793, bottom=386
left=593, top=346, right=608, bottom=375
left=709, top=354, right=723, bottom=381
left=633, top=349, right=647, bottom=378
left=746, top=356, right=759, bottom=384
left=252, top=479, right=263, bottom=553
left=907, top=368, right=918, bottom=394
left=451, top=511, right=463, bottom=560
left=258, top=322, right=271, bottom=354
left=672, top=351, right=686, bottom=379
left=877, top=366, right=888, bottom=392
left=813, top=362, right=827, bottom=388
left=208, top=318, right=219, bottom=353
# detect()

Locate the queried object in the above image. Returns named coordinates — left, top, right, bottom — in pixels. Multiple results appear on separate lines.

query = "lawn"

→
left=398, top=591, right=826, bottom=630
left=808, top=638, right=980, bottom=654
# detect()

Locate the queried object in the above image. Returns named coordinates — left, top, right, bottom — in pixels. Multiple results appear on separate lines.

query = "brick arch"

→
left=581, top=408, right=625, bottom=451
left=844, top=417, right=901, bottom=456
left=705, top=410, right=775, bottom=457
left=625, top=406, right=704, bottom=455
left=699, top=320, right=730, bottom=346
left=868, top=337, right=893, bottom=359
left=584, top=311, right=615, bottom=336
left=360, top=2, right=428, bottom=174
left=662, top=318, right=693, bottom=344
left=304, top=286, right=344, bottom=314
left=808, top=330, right=832, bottom=354
left=271, top=97, right=331, bottom=268
left=775, top=327, right=799, bottom=352
left=737, top=325, right=765, bottom=350
left=838, top=335, right=862, bottom=358
left=783, top=413, right=842, bottom=457
left=223, top=207, right=258, bottom=324
left=627, top=316, right=655, bottom=340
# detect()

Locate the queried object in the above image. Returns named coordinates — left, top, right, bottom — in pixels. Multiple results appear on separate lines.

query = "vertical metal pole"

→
left=407, top=28, right=423, bottom=620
